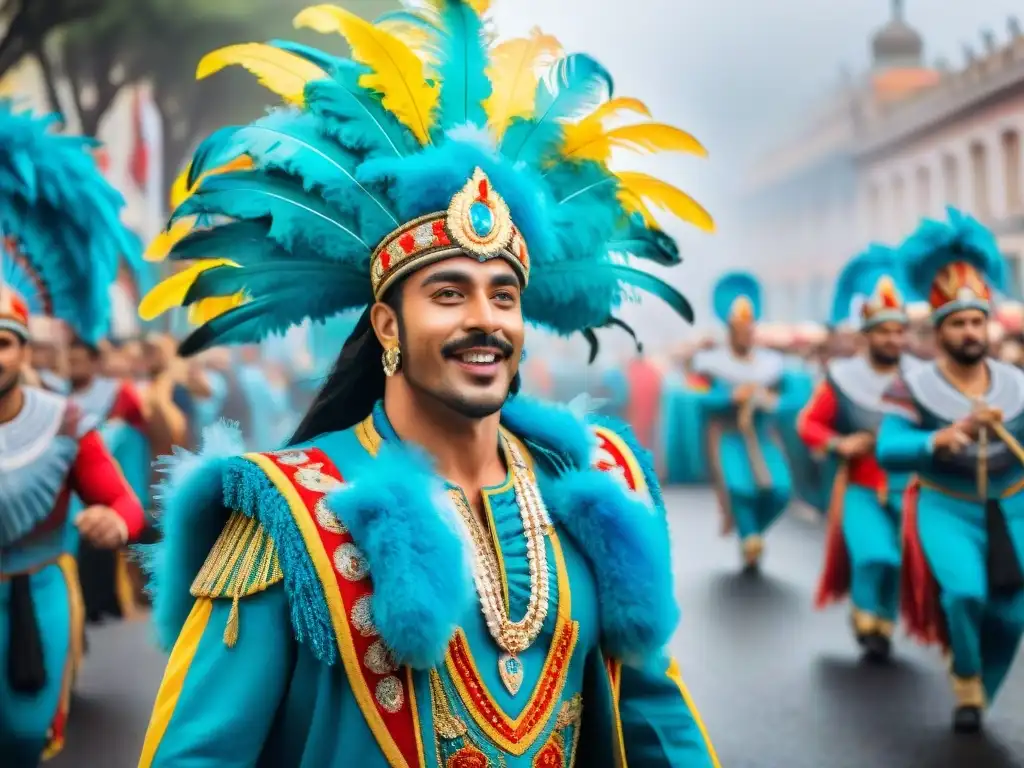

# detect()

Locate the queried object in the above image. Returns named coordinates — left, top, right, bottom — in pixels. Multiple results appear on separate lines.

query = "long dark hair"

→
left=288, top=305, right=387, bottom=445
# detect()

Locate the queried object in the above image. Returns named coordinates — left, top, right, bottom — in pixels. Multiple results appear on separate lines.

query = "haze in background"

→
left=491, top=0, right=1023, bottom=347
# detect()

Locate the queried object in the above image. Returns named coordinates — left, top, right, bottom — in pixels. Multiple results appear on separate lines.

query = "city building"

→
left=740, top=1, right=1024, bottom=322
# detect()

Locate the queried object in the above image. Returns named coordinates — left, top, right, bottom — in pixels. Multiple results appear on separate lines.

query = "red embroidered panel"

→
left=257, top=448, right=422, bottom=767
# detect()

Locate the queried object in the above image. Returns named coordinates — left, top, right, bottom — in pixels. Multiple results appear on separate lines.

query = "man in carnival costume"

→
left=877, top=207, right=1024, bottom=733
left=137, top=3, right=720, bottom=766
left=0, top=103, right=146, bottom=766
left=66, top=335, right=150, bottom=622
left=798, top=245, right=916, bottom=661
left=690, top=272, right=793, bottom=572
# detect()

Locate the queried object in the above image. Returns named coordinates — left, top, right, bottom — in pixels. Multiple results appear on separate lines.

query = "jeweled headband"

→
left=369, top=168, right=530, bottom=301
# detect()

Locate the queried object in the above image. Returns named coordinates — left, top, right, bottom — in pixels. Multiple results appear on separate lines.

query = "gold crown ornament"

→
left=369, top=168, right=530, bottom=300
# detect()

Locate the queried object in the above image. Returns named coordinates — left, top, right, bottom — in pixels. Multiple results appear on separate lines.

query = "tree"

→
left=0, top=0, right=103, bottom=92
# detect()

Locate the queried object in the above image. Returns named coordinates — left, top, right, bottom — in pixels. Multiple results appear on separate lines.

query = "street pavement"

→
left=52, top=487, right=1024, bottom=768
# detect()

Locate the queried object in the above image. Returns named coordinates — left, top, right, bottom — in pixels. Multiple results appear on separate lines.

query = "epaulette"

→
left=190, top=511, right=284, bottom=647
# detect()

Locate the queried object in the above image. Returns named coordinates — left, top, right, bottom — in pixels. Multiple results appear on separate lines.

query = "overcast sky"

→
left=485, top=0, right=1024, bottom=344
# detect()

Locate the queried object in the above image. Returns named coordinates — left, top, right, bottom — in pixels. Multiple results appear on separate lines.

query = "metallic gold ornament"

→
left=382, top=346, right=402, bottom=377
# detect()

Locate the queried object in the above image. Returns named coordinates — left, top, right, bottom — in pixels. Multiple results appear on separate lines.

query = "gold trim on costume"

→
left=665, top=658, right=723, bottom=768
left=138, top=598, right=214, bottom=767
left=40, top=554, right=85, bottom=761
left=442, top=528, right=577, bottom=756
left=190, top=511, right=284, bottom=647
left=244, top=452, right=426, bottom=768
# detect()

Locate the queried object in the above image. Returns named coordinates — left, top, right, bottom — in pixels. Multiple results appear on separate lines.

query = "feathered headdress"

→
left=0, top=101, right=134, bottom=344
left=139, top=1, right=713, bottom=357
left=712, top=271, right=760, bottom=326
left=828, top=244, right=908, bottom=330
left=900, top=206, right=1005, bottom=325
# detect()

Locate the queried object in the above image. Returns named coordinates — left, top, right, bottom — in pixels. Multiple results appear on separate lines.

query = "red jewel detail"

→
left=478, top=178, right=489, bottom=200
left=433, top=219, right=451, bottom=246
left=380, top=250, right=392, bottom=271
left=398, top=232, right=416, bottom=254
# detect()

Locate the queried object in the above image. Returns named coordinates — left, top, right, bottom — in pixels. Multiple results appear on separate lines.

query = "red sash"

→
left=899, top=479, right=948, bottom=648
left=814, top=463, right=851, bottom=608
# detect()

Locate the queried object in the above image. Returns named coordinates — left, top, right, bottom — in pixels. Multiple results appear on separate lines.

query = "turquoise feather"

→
left=712, top=271, right=761, bottom=323
left=501, top=54, right=614, bottom=163
left=180, top=286, right=353, bottom=355
left=0, top=100, right=131, bottom=343
left=900, top=205, right=1006, bottom=301
left=186, top=111, right=398, bottom=226
left=267, top=39, right=352, bottom=76
left=607, top=214, right=680, bottom=266
left=170, top=221, right=285, bottom=264
left=433, top=0, right=492, bottom=131
left=305, top=79, right=415, bottom=158
left=829, top=244, right=904, bottom=326
left=183, top=260, right=364, bottom=306
left=173, top=170, right=370, bottom=258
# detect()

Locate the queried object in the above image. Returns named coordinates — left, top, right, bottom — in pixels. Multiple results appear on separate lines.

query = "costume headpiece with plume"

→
left=0, top=101, right=134, bottom=343
left=900, top=206, right=1006, bottom=326
left=139, top=1, right=713, bottom=358
left=712, top=271, right=760, bottom=327
left=829, top=244, right=908, bottom=331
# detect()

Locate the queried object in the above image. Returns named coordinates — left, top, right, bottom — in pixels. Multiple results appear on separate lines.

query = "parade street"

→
left=53, top=487, right=1024, bottom=768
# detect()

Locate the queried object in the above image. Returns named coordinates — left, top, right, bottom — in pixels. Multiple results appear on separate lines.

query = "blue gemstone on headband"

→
left=469, top=201, right=494, bottom=237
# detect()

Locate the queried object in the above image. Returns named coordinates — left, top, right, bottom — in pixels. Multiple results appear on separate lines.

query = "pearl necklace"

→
left=449, top=435, right=551, bottom=695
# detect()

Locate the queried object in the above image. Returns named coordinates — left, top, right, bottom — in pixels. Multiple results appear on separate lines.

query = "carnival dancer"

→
left=877, top=207, right=1024, bottom=733
left=0, top=102, right=146, bottom=766
left=135, top=3, right=720, bottom=765
left=66, top=336, right=149, bottom=623
left=798, top=246, right=915, bottom=660
left=691, top=272, right=793, bottom=572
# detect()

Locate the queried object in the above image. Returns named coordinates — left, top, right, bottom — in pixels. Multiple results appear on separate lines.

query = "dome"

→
left=871, top=1, right=923, bottom=68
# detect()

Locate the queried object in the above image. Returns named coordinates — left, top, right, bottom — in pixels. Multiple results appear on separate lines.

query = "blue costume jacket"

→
left=690, top=347, right=793, bottom=547
left=878, top=359, right=1024, bottom=703
left=138, top=396, right=719, bottom=767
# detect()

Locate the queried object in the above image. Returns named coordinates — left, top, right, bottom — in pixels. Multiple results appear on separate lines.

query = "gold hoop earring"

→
left=382, top=346, right=401, bottom=377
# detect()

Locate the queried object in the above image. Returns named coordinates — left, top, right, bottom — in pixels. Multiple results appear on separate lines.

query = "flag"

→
left=129, top=85, right=165, bottom=231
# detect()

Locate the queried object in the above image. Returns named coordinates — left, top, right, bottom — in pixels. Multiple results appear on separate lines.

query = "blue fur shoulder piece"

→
left=499, top=393, right=594, bottom=472
left=138, top=421, right=247, bottom=652
left=321, top=438, right=475, bottom=669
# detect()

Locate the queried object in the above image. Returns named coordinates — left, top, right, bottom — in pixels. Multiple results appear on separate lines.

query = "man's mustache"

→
left=442, top=332, right=514, bottom=359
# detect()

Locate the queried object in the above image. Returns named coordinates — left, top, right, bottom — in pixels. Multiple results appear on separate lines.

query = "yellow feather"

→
left=188, top=293, right=247, bottom=325
left=616, top=172, right=715, bottom=233
left=144, top=220, right=194, bottom=263
left=562, top=122, right=707, bottom=165
left=586, top=97, right=651, bottom=124
left=196, top=43, right=326, bottom=106
left=294, top=5, right=438, bottom=145
left=138, top=259, right=239, bottom=321
left=170, top=165, right=191, bottom=211
left=376, top=19, right=439, bottom=67
left=483, top=27, right=563, bottom=140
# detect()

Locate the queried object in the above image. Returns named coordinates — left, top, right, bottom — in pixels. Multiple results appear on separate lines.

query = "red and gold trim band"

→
left=247, top=448, right=426, bottom=768
left=370, top=168, right=530, bottom=300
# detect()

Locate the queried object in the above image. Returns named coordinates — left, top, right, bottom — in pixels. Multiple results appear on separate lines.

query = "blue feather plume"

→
left=0, top=101, right=131, bottom=343
left=829, top=244, right=903, bottom=326
left=713, top=271, right=761, bottom=324
left=433, top=0, right=492, bottom=131
left=900, top=206, right=1006, bottom=301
